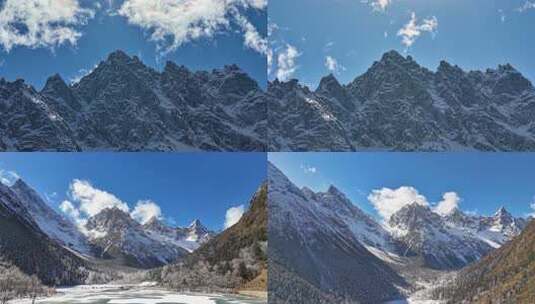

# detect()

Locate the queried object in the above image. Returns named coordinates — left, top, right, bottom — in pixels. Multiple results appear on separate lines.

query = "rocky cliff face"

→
left=0, top=182, right=90, bottom=286
left=0, top=50, right=266, bottom=151
left=268, top=50, right=535, bottom=151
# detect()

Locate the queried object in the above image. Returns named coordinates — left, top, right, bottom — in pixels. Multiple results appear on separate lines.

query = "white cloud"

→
left=61, top=180, right=166, bottom=236
left=434, top=192, right=461, bottom=216
left=0, top=169, right=20, bottom=186
left=69, top=179, right=129, bottom=217
left=370, top=0, right=391, bottom=12
left=368, top=186, right=428, bottom=220
left=70, top=63, right=98, bottom=84
left=324, top=55, right=345, bottom=74
left=276, top=44, right=300, bottom=81
left=0, top=0, right=95, bottom=52
left=131, top=200, right=162, bottom=224
left=224, top=204, right=245, bottom=229
left=517, top=1, right=535, bottom=12
left=300, top=164, right=317, bottom=174
left=234, top=13, right=268, bottom=55
left=397, top=12, right=438, bottom=48
left=117, top=0, right=266, bottom=55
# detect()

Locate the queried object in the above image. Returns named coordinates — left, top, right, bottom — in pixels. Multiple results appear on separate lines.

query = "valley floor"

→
left=11, top=284, right=266, bottom=304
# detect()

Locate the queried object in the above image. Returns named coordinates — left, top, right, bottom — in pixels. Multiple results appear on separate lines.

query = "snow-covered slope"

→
left=268, top=50, right=535, bottom=151
left=142, top=217, right=214, bottom=253
left=268, top=162, right=408, bottom=303
left=0, top=182, right=90, bottom=286
left=85, top=207, right=213, bottom=268
left=1, top=50, right=266, bottom=152
left=268, top=163, right=530, bottom=303
left=10, top=179, right=91, bottom=254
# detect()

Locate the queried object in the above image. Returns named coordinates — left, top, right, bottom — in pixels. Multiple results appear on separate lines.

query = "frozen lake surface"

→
left=13, top=284, right=266, bottom=304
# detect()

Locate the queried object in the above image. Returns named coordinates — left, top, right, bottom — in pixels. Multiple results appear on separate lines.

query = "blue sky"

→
left=0, top=0, right=267, bottom=89
left=269, top=153, right=535, bottom=219
left=0, top=153, right=266, bottom=231
left=269, top=0, right=535, bottom=88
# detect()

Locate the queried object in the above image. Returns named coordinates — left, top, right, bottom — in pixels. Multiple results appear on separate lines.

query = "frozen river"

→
left=12, top=284, right=266, bottom=304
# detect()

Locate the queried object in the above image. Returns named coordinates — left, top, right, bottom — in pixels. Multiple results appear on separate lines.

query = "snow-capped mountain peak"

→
left=268, top=51, right=535, bottom=151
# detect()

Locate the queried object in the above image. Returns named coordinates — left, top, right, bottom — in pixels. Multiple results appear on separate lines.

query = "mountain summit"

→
left=268, top=50, right=535, bottom=151
left=0, top=50, right=266, bottom=152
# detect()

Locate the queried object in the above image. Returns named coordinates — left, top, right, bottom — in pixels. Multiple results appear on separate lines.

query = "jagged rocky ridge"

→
left=0, top=176, right=215, bottom=287
left=268, top=50, right=535, bottom=151
left=85, top=208, right=213, bottom=269
left=0, top=50, right=266, bottom=151
left=268, top=163, right=408, bottom=304
left=267, top=163, right=528, bottom=303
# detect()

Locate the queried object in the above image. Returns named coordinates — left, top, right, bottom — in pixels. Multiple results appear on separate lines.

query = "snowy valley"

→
left=268, top=162, right=531, bottom=303
left=0, top=178, right=268, bottom=303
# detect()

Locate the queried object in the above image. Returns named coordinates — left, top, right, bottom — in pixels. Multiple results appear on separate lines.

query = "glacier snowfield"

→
left=12, top=285, right=266, bottom=304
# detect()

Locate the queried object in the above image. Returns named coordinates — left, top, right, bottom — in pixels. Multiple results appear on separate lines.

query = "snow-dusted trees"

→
left=0, top=264, right=49, bottom=303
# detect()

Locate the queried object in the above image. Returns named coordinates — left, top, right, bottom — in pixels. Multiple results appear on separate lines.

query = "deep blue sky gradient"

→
left=269, top=153, right=535, bottom=219
left=0, top=153, right=267, bottom=231
left=0, top=0, right=267, bottom=89
left=269, top=0, right=535, bottom=88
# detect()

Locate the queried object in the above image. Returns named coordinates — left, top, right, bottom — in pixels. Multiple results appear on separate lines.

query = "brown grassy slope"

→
left=186, top=182, right=267, bottom=266
left=446, top=219, right=535, bottom=304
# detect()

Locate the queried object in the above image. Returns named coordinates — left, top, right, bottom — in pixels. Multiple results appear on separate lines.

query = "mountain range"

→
left=268, top=50, right=535, bottom=151
left=268, top=163, right=529, bottom=303
left=0, top=50, right=266, bottom=151
left=0, top=177, right=214, bottom=286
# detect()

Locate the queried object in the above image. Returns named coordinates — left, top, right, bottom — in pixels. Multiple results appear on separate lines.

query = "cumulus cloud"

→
left=60, top=179, right=168, bottom=235
left=0, top=169, right=19, bottom=186
left=276, top=44, right=300, bottom=81
left=224, top=204, right=245, bottom=229
left=117, top=0, right=266, bottom=55
left=0, top=0, right=95, bottom=52
left=434, top=192, right=461, bottom=216
left=69, top=179, right=129, bottom=217
left=325, top=55, right=346, bottom=74
left=397, top=12, right=438, bottom=48
left=131, top=200, right=162, bottom=224
left=368, top=186, right=428, bottom=220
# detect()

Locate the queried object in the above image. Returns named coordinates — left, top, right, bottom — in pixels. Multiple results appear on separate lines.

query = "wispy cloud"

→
left=361, top=0, right=392, bottom=12
left=117, top=0, right=266, bottom=55
left=517, top=1, right=535, bottom=12
left=0, top=0, right=95, bottom=52
left=70, top=63, right=98, bottom=84
left=324, top=55, right=346, bottom=74
left=0, top=169, right=19, bottom=186
left=397, top=12, right=438, bottom=49
left=300, top=164, right=318, bottom=174
left=276, top=44, right=300, bottom=81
